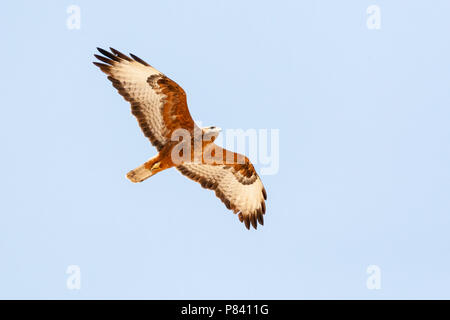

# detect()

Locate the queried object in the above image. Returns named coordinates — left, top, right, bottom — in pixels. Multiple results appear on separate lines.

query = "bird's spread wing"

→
left=176, top=146, right=267, bottom=229
left=93, top=47, right=198, bottom=151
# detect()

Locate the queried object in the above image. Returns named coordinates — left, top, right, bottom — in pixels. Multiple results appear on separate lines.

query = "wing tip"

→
left=250, top=214, right=258, bottom=229
left=92, top=61, right=111, bottom=73
left=129, top=53, right=151, bottom=66
left=257, top=212, right=264, bottom=226
left=109, top=47, right=133, bottom=61
left=239, top=212, right=262, bottom=230
left=95, top=47, right=150, bottom=65
left=96, top=47, right=121, bottom=63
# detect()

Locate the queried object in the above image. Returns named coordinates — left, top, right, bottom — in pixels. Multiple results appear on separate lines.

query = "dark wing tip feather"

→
left=93, top=62, right=111, bottom=73
left=257, top=212, right=264, bottom=226
left=243, top=215, right=250, bottom=230
left=250, top=214, right=258, bottom=229
left=130, top=53, right=150, bottom=66
left=94, top=54, right=114, bottom=65
left=240, top=210, right=263, bottom=230
left=97, top=47, right=121, bottom=62
left=109, top=47, right=132, bottom=61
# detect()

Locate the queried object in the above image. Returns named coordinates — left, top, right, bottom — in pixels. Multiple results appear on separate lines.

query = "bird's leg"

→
left=149, top=161, right=161, bottom=170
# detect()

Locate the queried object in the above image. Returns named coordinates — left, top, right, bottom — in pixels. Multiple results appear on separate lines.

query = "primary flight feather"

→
left=93, top=47, right=267, bottom=229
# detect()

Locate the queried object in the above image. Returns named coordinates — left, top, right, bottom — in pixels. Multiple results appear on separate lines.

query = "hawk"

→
left=93, top=48, right=267, bottom=229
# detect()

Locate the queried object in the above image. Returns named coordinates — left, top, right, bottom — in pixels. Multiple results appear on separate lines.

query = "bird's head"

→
left=202, top=126, right=222, bottom=142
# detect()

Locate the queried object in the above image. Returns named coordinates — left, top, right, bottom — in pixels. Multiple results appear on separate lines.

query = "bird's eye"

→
left=210, top=126, right=214, bottom=129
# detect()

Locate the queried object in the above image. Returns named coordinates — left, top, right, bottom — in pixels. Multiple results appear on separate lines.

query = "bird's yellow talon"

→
left=151, top=162, right=161, bottom=170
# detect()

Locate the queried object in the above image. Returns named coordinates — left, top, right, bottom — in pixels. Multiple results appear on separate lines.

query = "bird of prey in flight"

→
left=93, top=48, right=267, bottom=229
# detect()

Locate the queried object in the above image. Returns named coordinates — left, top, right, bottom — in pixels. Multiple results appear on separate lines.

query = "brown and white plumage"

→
left=93, top=47, right=267, bottom=229
left=94, top=47, right=197, bottom=151
left=178, top=162, right=266, bottom=229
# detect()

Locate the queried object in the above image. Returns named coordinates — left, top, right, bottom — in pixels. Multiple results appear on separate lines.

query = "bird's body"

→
left=94, top=48, right=267, bottom=229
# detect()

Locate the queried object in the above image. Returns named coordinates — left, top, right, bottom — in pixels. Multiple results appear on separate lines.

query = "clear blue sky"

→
left=1, top=0, right=449, bottom=299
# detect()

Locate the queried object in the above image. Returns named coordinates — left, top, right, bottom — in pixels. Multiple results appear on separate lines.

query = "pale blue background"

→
left=1, top=0, right=449, bottom=299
